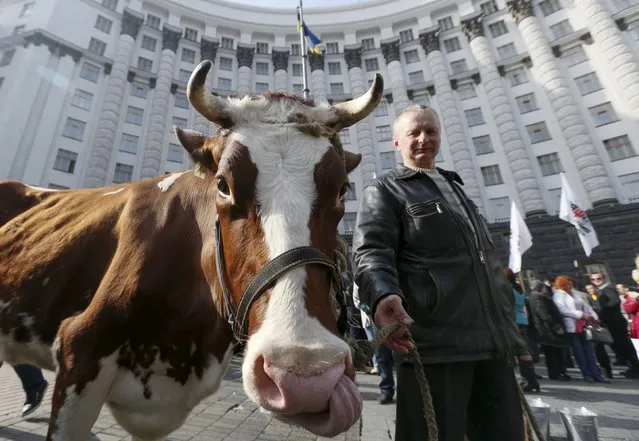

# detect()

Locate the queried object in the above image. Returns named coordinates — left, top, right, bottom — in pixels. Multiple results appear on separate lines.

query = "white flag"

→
left=559, top=173, right=599, bottom=257
left=508, top=200, right=533, bottom=273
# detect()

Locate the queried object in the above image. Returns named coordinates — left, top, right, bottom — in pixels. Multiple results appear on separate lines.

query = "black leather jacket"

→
left=352, top=165, right=527, bottom=363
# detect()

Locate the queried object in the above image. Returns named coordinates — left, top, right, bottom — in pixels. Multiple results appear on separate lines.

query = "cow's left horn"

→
left=331, top=73, right=384, bottom=129
left=187, top=60, right=234, bottom=127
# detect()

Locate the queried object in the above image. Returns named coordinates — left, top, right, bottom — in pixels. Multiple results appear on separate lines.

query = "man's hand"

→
left=374, top=294, right=414, bottom=354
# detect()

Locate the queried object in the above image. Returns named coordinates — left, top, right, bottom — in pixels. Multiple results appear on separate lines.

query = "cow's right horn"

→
left=330, top=73, right=384, bottom=130
left=187, top=61, right=234, bottom=128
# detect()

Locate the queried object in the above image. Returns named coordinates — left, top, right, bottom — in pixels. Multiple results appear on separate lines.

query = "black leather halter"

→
left=214, top=216, right=347, bottom=345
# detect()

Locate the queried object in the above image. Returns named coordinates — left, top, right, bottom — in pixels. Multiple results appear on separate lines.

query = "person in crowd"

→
left=590, top=273, right=639, bottom=378
left=353, top=104, right=527, bottom=441
left=11, top=364, right=48, bottom=417
left=553, top=275, right=609, bottom=383
left=632, top=255, right=639, bottom=290
left=622, top=285, right=639, bottom=339
left=504, top=268, right=540, bottom=392
left=529, top=281, right=571, bottom=381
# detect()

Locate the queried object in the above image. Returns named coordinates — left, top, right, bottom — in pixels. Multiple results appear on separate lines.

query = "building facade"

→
left=0, top=0, right=638, bottom=284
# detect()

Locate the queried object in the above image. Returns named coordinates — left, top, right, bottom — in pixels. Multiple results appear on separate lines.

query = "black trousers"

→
left=395, top=359, right=524, bottom=441
left=541, top=344, right=566, bottom=379
left=604, top=317, right=639, bottom=368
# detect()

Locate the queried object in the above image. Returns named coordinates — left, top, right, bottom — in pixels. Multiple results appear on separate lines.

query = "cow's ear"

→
left=344, top=151, right=362, bottom=173
left=174, top=127, right=217, bottom=174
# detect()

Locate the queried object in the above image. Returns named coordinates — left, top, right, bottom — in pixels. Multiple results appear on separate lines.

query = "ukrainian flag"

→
left=297, top=9, right=322, bottom=54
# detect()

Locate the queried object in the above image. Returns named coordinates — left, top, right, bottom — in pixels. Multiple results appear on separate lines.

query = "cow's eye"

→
left=217, top=177, right=230, bottom=197
left=339, top=183, right=351, bottom=198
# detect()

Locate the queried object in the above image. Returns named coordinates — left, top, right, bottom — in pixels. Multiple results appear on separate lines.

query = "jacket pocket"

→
left=406, top=200, right=442, bottom=218
left=405, top=200, right=459, bottom=249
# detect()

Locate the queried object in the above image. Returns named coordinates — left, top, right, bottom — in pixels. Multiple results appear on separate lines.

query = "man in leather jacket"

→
left=352, top=105, right=528, bottom=441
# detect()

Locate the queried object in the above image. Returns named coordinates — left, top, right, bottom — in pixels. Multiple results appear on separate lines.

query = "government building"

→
left=0, top=0, right=638, bottom=286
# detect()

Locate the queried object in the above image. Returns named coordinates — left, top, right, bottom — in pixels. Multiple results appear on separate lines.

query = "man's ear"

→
left=174, top=126, right=217, bottom=173
left=344, top=151, right=362, bottom=173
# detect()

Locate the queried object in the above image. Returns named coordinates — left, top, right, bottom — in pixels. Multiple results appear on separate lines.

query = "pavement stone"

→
left=0, top=357, right=637, bottom=440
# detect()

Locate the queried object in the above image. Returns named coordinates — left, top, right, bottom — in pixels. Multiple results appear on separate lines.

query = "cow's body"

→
left=0, top=60, right=383, bottom=441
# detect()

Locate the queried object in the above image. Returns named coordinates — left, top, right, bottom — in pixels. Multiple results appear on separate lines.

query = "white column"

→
left=508, top=0, right=618, bottom=205
left=83, top=8, right=144, bottom=188
left=462, top=14, right=545, bottom=215
left=380, top=38, right=410, bottom=113
left=272, top=48, right=289, bottom=93
left=577, top=0, right=639, bottom=118
left=140, top=25, right=181, bottom=179
left=236, top=43, right=254, bottom=95
left=419, top=29, right=484, bottom=212
left=308, top=51, right=327, bottom=102
left=344, top=45, right=377, bottom=187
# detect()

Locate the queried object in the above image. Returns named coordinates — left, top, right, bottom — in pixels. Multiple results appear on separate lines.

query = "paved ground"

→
left=0, top=358, right=637, bottom=441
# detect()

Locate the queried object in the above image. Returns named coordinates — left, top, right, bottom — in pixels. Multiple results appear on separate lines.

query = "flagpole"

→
left=298, top=1, right=310, bottom=99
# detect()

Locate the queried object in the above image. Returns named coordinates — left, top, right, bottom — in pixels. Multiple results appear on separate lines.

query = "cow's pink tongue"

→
left=282, top=375, right=362, bottom=437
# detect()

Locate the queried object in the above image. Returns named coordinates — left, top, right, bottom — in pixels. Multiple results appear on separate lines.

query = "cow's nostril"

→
left=252, top=355, right=285, bottom=409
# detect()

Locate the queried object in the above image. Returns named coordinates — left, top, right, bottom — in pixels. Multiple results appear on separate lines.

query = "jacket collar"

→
left=392, top=164, right=465, bottom=185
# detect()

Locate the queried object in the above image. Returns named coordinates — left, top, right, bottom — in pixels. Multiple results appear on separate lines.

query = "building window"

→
left=119, top=134, right=139, bottom=154
left=130, top=81, right=148, bottom=98
left=438, top=17, right=454, bottom=31
left=256, top=62, right=269, bottom=75
left=435, top=151, right=444, bottom=163
left=53, top=149, right=78, bottom=174
left=125, top=106, right=144, bottom=125
left=218, top=77, right=232, bottom=90
left=488, top=21, right=508, bottom=38
left=343, top=182, right=357, bottom=201
left=561, top=45, right=588, bottom=66
left=145, top=14, right=161, bottom=29
left=141, top=36, right=157, bottom=51
left=71, top=89, right=93, bottom=111
left=328, top=62, right=342, bottom=75
left=603, top=135, right=636, bottom=161
left=539, top=0, right=562, bottom=15
left=412, top=94, right=430, bottom=106
left=399, top=29, right=414, bottom=43
left=340, top=212, right=357, bottom=234
left=221, top=37, right=234, bottom=49
left=575, top=72, right=603, bottom=95
left=20, top=2, right=35, bottom=17
left=374, top=102, right=389, bottom=117
left=101, top=0, right=117, bottom=10
left=408, top=70, right=424, bottom=84
left=0, top=77, right=4, bottom=91
left=167, top=144, right=184, bottom=163
left=95, top=15, right=112, bottom=34
left=465, top=108, right=485, bottom=126
left=88, top=38, right=107, bottom=56
left=457, top=82, right=477, bottom=100
left=172, top=117, right=187, bottom=128
left=506, top=66, right=528, bottom=86
left=404, top=49, right=420, bottom=64
left=326, top=42, right=340, bottom=54
left=548, top=187, right=562, bottom=213
left=362, top=38, right=375, bottom=50
left=255, top=82, right=269, bottom=94
left=80, top=62, right=100, bottom=82
left=330, top=82, right=344, bottom=95
left=137, top=57, right=153, bottom=72
left=589, top=102, right=619, bottom=126
left=219, top=57, right=233, bottom=71
left=497, top=42, right=517, bottom=59
left=365, top=58, right=379, bottom=71
left=619, top=172, right=639, bottom=201
left=481, top=165, right=504, bottom=186
left=550, top=19, right=573, bottom=39
left=62, top=118, right=86, bottom=141
left=179, top=69, right=191, bottom=83
left=292, top=63, right=302, bottom=76
left=380, top=151, right=396, bottom=169
left=376, top=125, right=392, bottom=141
left=12, top=25, right=26, bottom=35
left=256, top=42, right=269, bottom=54
left=443, top=37, right=461, bottom=53
left=290, top=43, right=301, bottom=55
left=473, top=135, right=494, bottom=155
left=113, top=163, right=133, bottom=183
left=48, top=183, right=69, bottom=190
left=181, top=48, right=196, bottom=63
left=516, top=93, right=538, bottom=113
left=489, top=197, right=510, bottom=222
left=526, top=122, right=552, bottom=143
left=537, top=152, right=562, bottom=176
left=174, top=92, right=189, bottom=109
left=450, top=59, right=468, bottom=74
left=480, top=0, right=499, bottom=15
left=292, top=84, right=303, bottom=95
left=339, top=129, right=351, bottom=145
left=184, top=27, right=198, bottom=42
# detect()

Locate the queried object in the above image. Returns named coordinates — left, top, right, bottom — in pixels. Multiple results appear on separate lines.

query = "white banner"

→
left=508, top=200, right=533, bottom=273
left=559, top=173, right=599, bottom=257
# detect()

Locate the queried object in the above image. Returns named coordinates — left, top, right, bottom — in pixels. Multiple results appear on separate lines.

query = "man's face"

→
left=590, top=273, right=605, bottom=287
left=392, top=109, right=441, bottom=169
left=585, top=284, right=596, bottom=295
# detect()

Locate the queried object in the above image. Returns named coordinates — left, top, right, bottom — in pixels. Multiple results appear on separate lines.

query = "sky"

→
left=223, top=0, right=369, bottom=9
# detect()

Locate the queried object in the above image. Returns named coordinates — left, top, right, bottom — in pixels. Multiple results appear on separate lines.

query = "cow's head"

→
left=175, top=61, right=383, bottom=437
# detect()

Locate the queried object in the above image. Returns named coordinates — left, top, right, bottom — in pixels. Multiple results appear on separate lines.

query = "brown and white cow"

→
left=0, top=60, right=383, bottom=440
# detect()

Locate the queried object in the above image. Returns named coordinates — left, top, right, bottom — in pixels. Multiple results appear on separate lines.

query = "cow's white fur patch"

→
left=103, top=188, right=124, bottom=196
left=225, top=95, right=337, bottom=127
left=27, top=185, right=59, bottom=192
left=157, top=171, right=189, bottom=192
